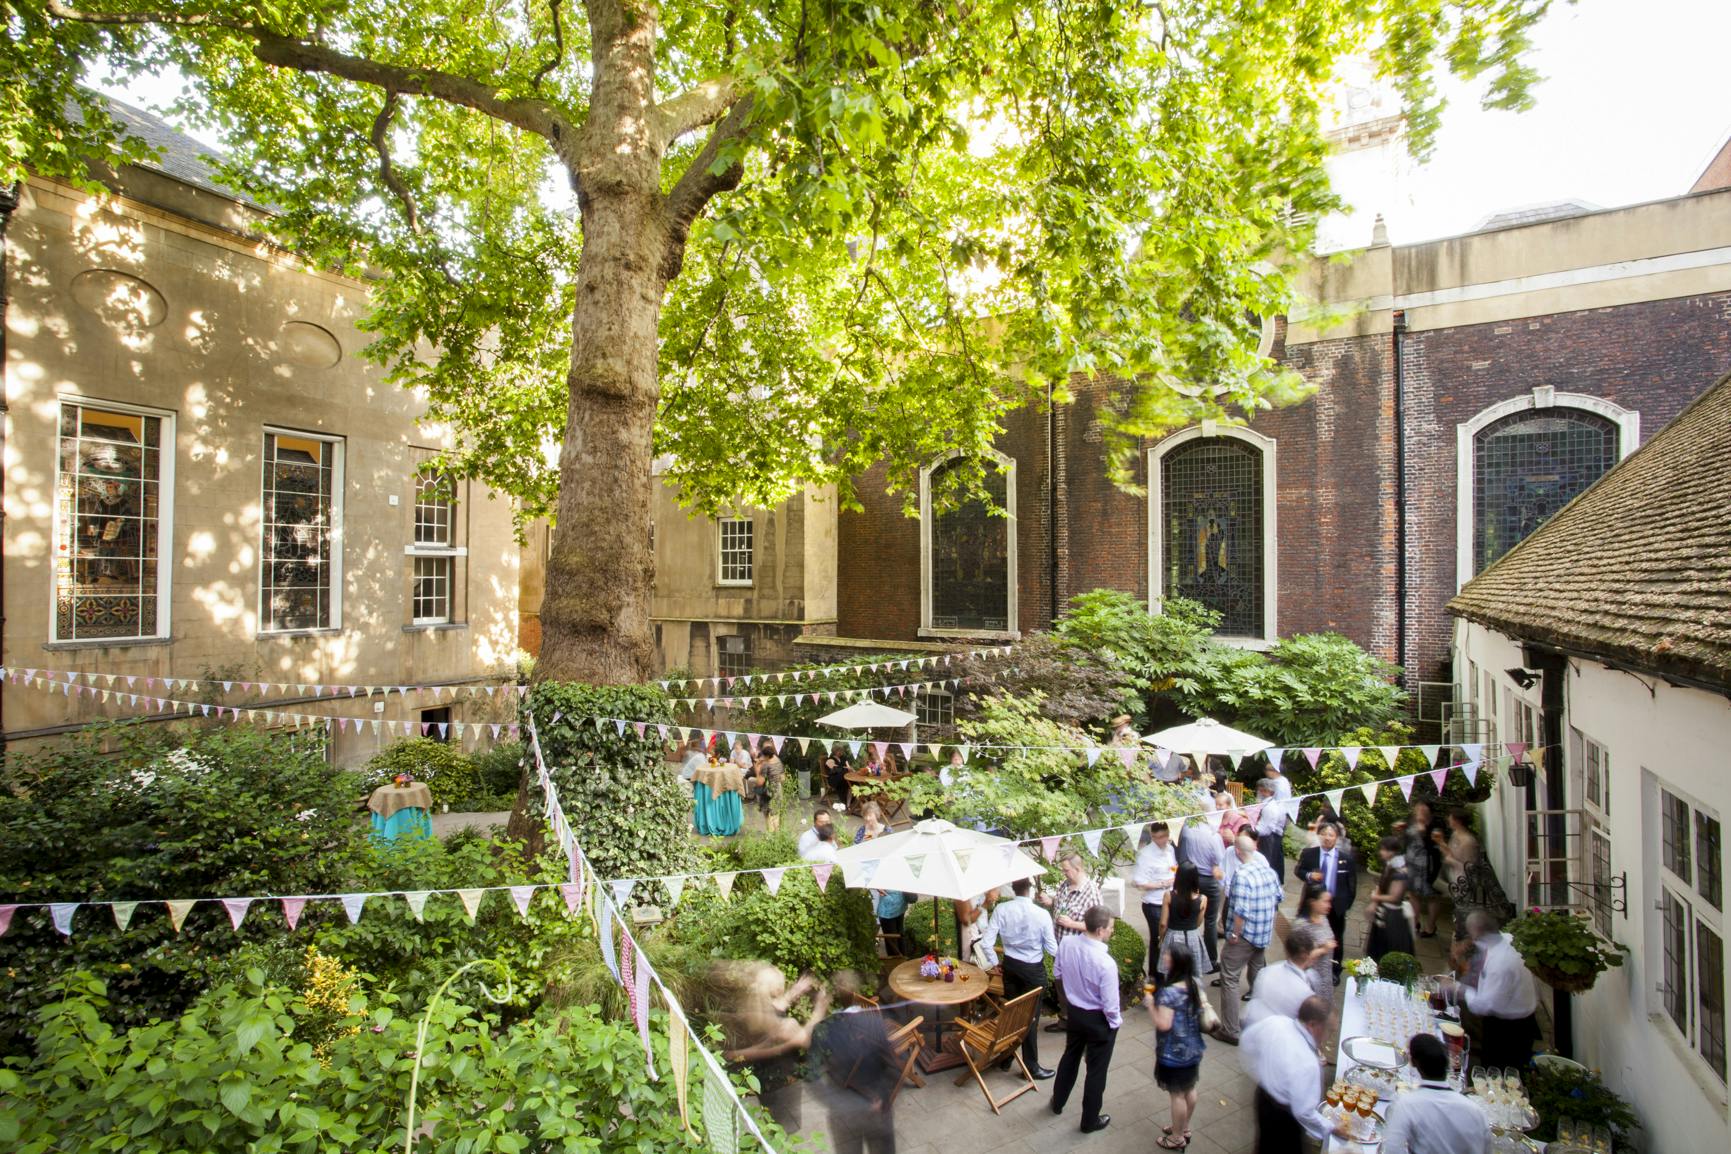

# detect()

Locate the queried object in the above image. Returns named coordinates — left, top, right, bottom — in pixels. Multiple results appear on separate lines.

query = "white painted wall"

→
left=1453, top=618, right=1731, bottom=1152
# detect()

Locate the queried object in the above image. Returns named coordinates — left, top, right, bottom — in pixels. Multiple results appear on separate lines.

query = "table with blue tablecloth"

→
left=368, top=781, right=433, bottom=841
left=691, top=763, right=746, bottom=836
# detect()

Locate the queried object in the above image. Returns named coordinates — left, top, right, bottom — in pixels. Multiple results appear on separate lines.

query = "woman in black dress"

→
left=1158, top=862, right=1214, bottom=976
left=1364, top=834, right=1416, bottom=961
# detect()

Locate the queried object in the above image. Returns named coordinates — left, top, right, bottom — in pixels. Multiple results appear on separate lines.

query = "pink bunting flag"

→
left=1040, top=836, right=1061, bottom=862
left=633, top=721, right=647, bottom=738
left=281, top=896, right=308, bottom=930
left=1429, top=767, right=1449, bottom=793
left=812, top=864, right=833, bottom=893
left=1243, top=803, right=1263, bottom=827
left=1116, top=747, right=1138, bottom=769
left=561, top=884, right=582, bottom=916
left=1302, top=747, right=1322, bottom=770
left=763, top=868, right=786, bottom=896
left=0, top=905, right=16, bottom=937
left=1397, top=776, right=1416, bottom=801
left=510, top=885, right=536, bottom=920
left=1505, top=741, right=1528, bottom=760
left=221, top=897, right=252, bottom=930
left=898, top=742, right=915, bottom=760
left=872, top=741, right=887, bottom=760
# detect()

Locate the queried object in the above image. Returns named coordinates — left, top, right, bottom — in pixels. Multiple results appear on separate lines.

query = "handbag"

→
left=1195, top=981, right=1223, bottom=1036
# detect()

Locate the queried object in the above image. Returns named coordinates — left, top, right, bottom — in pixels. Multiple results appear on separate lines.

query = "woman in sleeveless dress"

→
left=1158, top=863, right=1214, bottom=976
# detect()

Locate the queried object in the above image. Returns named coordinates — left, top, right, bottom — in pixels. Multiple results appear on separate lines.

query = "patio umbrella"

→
left=834, top=818, right=1044, bottom=900
left=816, top=701, right=919, bottom=730
left=1141, top=716, right=1272, bottom=759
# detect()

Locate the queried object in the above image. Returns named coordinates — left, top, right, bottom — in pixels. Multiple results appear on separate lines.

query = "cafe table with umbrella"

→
left=818, top=700, right=918, bottom=816
left=834, top=818, right=1046, bottom=1069
left=1141, top=716, right=1273, bottom=782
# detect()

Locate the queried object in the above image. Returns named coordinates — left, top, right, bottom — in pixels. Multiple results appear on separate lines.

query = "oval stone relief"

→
left=69, top=269, right=168, bottom=329
left=278, top=321, right=343, bottom=368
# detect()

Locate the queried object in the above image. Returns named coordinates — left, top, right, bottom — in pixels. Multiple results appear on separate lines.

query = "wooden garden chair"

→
left=952, top=988, right=1041, bottom=1113
left=832, top=1004, right=928, bottom=1093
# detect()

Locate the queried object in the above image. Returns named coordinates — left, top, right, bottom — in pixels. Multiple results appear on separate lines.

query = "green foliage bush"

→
left=1054, top=589, right=1220, bottom=725
left=1525, top=1060, right=1639, bottom=1149
left=1377, top=950, right=1420, bottom=985
left=1106, top=918, right=1147, bottom=992
left=362, top=737, right=478, bottom=804
left=524, top=682, right=700, bottom=897
left=1182, top=632, right=1406, bottom=747
left=0, top=724, right=360, bottom=1055
left=0, top=973, right=780, bottom=1153
left=945, top=631, right=1137, bottom=730
left=467, top=739, right=527, bottom=796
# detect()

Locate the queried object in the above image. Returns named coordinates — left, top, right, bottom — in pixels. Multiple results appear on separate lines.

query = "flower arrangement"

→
left=1343, top=956, right=1379, bottom=993
left=1508, top=908, right=1625, bottom=993
left=920, top=954, right=961, bottom=982
left=1378, top=951, right=1421, bottom=987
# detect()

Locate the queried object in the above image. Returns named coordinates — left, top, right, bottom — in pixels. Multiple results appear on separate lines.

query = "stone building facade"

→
left=1, top=98, right=522, bottom=765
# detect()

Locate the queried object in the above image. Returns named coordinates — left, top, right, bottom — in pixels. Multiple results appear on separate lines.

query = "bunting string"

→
left=657, top=645, right=1014, bottom=695
left=3, top=666, right=526, bottom=702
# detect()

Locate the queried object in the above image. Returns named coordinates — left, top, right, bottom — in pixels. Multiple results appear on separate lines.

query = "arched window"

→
left=1149, top=426, right=1276, bottom=641
left=920, top=452, right=1016, bottom=637
left=1457, top=389, right=1637, bottom=584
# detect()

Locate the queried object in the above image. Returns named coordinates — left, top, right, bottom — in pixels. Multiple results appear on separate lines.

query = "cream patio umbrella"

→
left=1141, top=716, right=1273, bottom=760
left=832, top=817, right=1045, bottom=901
left=816, top=701, right=919, bottom=730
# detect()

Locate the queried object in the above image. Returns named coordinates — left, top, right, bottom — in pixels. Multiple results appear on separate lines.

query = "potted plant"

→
left=1343, top=956, right=1379, bottom=995
left=1525, top=1060, right=1638, bottom=1149
left=1507, top=908, right=1625, bottom=993
left=1378, top=950, right=1421, bottom=989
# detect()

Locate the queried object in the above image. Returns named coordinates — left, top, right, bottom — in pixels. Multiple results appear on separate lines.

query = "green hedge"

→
left=361, top=738, right=477, bottom=805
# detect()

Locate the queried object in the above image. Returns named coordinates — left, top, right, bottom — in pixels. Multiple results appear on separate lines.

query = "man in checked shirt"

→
left=1037, top=850, right=1103, bottom=1032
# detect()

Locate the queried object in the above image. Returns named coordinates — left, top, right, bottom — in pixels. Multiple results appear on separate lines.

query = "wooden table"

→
left=887, top=957, right=991, bottom=1072
left=845, top=771, right=906, bottom=820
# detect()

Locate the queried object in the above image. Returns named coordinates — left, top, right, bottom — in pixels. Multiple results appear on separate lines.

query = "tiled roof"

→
left=1449, top=372, right=1731, bottom=691
left=71, top=91, right=260, bottom=207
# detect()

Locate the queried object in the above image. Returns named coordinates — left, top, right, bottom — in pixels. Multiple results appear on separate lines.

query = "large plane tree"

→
left=7, top=0, right=1550, bottom=683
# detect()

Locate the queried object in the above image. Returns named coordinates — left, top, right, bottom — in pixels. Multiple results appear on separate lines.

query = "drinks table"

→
left=887, top=957, right=990, bottom=1073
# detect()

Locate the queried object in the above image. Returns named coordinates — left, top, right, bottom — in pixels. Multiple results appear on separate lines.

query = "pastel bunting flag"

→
left=1341, top=747, right=1362, bottom=770
left=341, top=894, right=368, bottom=924
left=221, top=897, right=252, bottom=930
left=1377, top=746, right=1401, bottom=770
left=954, top=849, right=974, bottom=873
left=1040, top=836, right=1061, bottom=862
left=1463, top=758, right=1482, bottom=787
left=856, top=860, right=880, bottom=886
left=510, top=885, right=537, bottom=919
left=1084, top=747, right=1102, bottom=767
left=1115, top=746, right=1138, bottom=769
left=50, top=903, right=78, bottom=937
left=1505, top=741, right=1528, bottom=760
left=702, top=1061, right=738, bottom=1154
left=561, top=883, right=582, bottom=916
left=1082, top=829, right=1103, bottom=855
left=1302, top=747, right=1322, bottom=770
left=281, top=896, right=307, bottom=931
left=1358, top=782, right=1379, bottom=807
left=598, top=899, right=619, bottom=979
left=1121, top=821, right=1145, bottom=847
left=812, top=864, right=833, bottom=893
left=669, top=1009, right=691, bottom=1130
left=666, top=875, right=687, bottom=907
left=906, top=854, right=926, bottom=881
left=0, top=905, right=15, bottom=937
left=1419, top=745, right=1441, bottom=767
left=112, top=901, right=138, bottom=931
left=1242, top=803, right=1263, bottom=828
left=714, top=872, right=737, bottom=901
left=404, top=891, right=432, bottom=921
left=1398, top=776, right=1416, bottom=801
left=1429, top=767, right=1449, bottom=793
left=1460, top=743, right=1484, bottom=765
left=457, top=888, right=486, bottom=923
left=1325, top=788, right=1346, bottom=815
left=762, top=868, right=786, bottom=896
left=611, top=879, right=637, bottom=909
left=634, top=951, right=655, bottom=1077
left=166, top=899, right=197, bottom=933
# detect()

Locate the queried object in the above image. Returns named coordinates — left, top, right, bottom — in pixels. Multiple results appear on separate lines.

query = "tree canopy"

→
left=7, top=0, right=1553, bottom=680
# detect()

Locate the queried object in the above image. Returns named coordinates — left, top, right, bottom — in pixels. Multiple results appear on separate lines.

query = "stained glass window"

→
left=929, top=459, right=1010, bottom=632
left=261, top=431, right=339, bottom=631
left=54, top=403, right=167, bottom=641
left=1161, top=437, right=1265, bottom=638
left=1473, top=409, right=1617, bottom=573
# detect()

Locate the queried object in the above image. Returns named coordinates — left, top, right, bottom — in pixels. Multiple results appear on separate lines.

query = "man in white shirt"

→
left=1243, top=922, right=1331, bottom=1029
left=1243, top=996, right=1350, bottom=1153
left=979, top=877, right=1059, bottom=1078
left=1253, top=778, right=1292, bottom=886
left=1132, top=821, right=1178, bottom=977
left=1382, top=1033, right=1491, bottom=1154
left=800, top=823, right=840, bottom=863
left=1442, top=911, right=1541, bottom=1069
left=796, top=810, right=834, bottom=859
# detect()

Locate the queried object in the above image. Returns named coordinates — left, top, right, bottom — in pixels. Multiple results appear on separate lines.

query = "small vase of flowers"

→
left=1343, top=956, right=1379, bottom=995
left=920, top=954, right=960, bottom=982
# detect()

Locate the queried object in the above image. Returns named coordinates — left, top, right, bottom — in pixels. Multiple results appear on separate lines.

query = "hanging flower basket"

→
left=1529, top=962, right=1598, bottom=994
left=1507, top=909, right=1624, bottom=996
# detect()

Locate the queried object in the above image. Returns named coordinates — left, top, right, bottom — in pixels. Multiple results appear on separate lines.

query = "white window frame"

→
left=1455, top=388, right=1638, bottom=588
left=1147, top=421, right=1278, bottom=646
left=404, top=467, right=464, bottom=626
left=259, top=427, right=344, bottom=634
left=50, top=397, right=176, bottom=644
left=1646, top=773, right=1726, bottom=1087
left=717, top=517, right=754, bottom=587
left=919, top=448, right=1019, bottom=639
left=915, top=687, right=955, bottom=732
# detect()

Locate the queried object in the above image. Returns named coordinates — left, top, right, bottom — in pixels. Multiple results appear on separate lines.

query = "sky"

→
left=98, top=0, right=1731, bottom=250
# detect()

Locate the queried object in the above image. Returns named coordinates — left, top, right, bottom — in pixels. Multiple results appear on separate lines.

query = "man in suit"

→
left=1295, top=819, right=1357, bottom=983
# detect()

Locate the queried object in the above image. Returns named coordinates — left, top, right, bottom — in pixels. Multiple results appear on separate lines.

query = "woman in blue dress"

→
left=1145, top=941, right=1207, bottom=1150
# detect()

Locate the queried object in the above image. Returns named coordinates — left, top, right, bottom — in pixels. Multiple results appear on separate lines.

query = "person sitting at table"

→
left=729, top=735, right=754, bottom=771
left=678, top=737, right=707, bottom=780
left=798, top=810, right=835, bottom=858
left=802, top=823, right=840, bottom=863
left=1381, top=1033, right=1491, bottom=1154
left=859, top=745, right=886, bottom=777
left=854, top=800, right=889, bottom=843
left=824, top=747, right=853, bottom=804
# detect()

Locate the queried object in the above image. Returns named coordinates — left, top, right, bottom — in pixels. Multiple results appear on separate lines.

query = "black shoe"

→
left=1044, top=1020, right=1067, bottom=1033
left=1051, top=1102, right=1064, bottom=1116
left=1214, top=1033, right=1240, bottom=1046
left=1241, top=991, right=1252, bottom=1001
left=1210, top=978, right=1223, bottom=987
left=1081, top=1115, right=1112, bottom=1133
left=996, top=1059, right=1013, bottom=1072
left=1032, top=1065, right=1056, bottom=1080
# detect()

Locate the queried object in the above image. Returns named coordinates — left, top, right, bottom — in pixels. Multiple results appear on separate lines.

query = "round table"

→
left=887, top=957, right=990, bottom=1072
left=367, top=782, right=433, bottom=841
left=845, top=771, right=906, bottom=820
left=690, top=763, right=745, bottom=836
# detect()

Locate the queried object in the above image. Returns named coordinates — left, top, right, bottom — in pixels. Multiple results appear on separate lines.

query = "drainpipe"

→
left=0, top=181, right=19, bottom=749
left=1392, top=308, right=1409, bottom=686
left=1531, top=645, right=1575, bottom=1058
left=1046, top=382, right=1068, bottom=627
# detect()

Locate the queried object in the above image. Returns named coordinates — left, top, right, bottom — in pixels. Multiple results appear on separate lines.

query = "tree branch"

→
left=656, top=75, right=740, bottom=144
left=45, top=2, right=568, bottom=143
left=369, top=91, right=422, bottom=233
left=531, top=0, right=566, bottom=91
left=661, top=95, right=753, bottom=280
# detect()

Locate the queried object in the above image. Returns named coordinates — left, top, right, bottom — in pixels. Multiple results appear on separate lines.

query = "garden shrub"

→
left=0, top=724, right=360, bottom=1055
left=944, top=631, right=1137, bottom=730
left=361, top=737, right=478, bottom=805
left=1106, top=918, right=1147, bottom=991
left=1053, top=589, right=1221, bottom=725
left=0, top=972, right=779, bottom=1154
left=1181, top=632, right=1406, bottom=748
left=1524, top=1060, right=1638, bottom=1149
left=467, top=739, right=527, bottom=796
left=1376, top=950, right=1420, bottom=985
left=663, top=862, right=879, bottom=984
left=516, top=682, right=700, bottom=897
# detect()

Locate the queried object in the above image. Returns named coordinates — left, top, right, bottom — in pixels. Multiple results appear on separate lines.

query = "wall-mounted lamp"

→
left=1505, top=667, right=1540, bottom=690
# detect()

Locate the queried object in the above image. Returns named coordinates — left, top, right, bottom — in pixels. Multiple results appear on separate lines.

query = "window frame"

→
left=1455, top=388, right=1637, bottom=588
left=50, top=397, right=176, bottom=644
left=404, top=465, right=464, bottom=626
left=915, top=687, right=955, bottom=734
left=1147, top=422, right=1278, bottom=646
left=1650, top=776, right=1726, bottom=1086
left=918, top=448, right=1019, bottom=639
left=717, top=517, right=755, bottom=587
left=258, top=427, right=344, bottom=635
left=716, top=633, right=751, bottom=678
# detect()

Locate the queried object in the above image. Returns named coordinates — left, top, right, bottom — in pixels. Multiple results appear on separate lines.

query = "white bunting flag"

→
left=112, top=901, right=138, bottom=931
left=598, top=899, right=619, bottom=979
left=508, top=885, right=536, bottom=920
left=341, top=894, right=368, bottom=924
left=1341, top=747, right=1362, bottom=771
left=404, top=891, right=432, bottom=922
left=665, top=876, right=687, bottom=907
left=1377, top=746, right=1401, bottom=771
left=1358, top=782, right=1379, bottom=807
left=812, top=864, right=833, bottom=892
left=1324, top=789, right=1346, bottom=815
left=715, top=872, right=737, bottom=901
left=1082, top=829, right=1103, bottom=855
left=457, top=888, right=486, bottom=924
left=1419, top=745, right=1441, bottom=767
left=222, top=897, right=252, bottom=930
left=1121, top=821, right=1145, bottom=847
left=1463, top=758, right=1482, bottom=787
left=50, top=903, right=78, bottom=937
left=763, top=868, right=786, bottom=896
left=610, top=880, right=636, bottom=910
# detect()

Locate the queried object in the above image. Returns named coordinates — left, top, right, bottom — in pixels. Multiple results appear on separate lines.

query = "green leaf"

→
left=219, top=1080, right=251, bottom=1118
